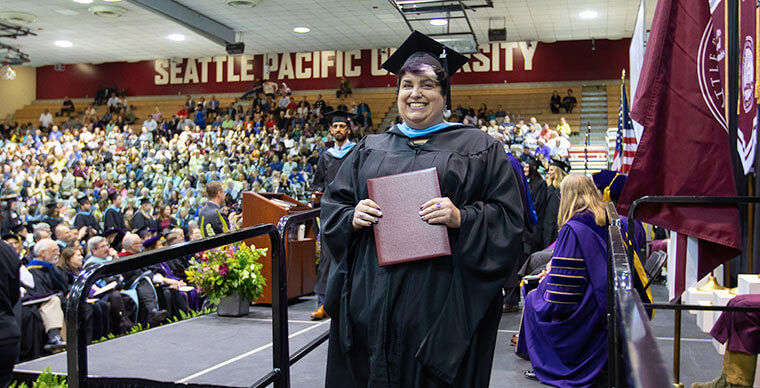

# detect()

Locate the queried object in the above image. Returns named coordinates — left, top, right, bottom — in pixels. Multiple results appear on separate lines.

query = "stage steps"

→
left=379, top=105, right=399, bottom=132
left=579, top=86, right=609, bottom=147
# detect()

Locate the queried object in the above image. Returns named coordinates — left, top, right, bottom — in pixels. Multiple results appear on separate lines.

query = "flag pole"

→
left=673, top=296, right=683, bottom=388
left=725, top=0, right=742, bottom=287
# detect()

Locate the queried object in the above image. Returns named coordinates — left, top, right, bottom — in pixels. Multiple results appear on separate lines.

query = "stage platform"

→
left=15, top=285, right=721, bottom=387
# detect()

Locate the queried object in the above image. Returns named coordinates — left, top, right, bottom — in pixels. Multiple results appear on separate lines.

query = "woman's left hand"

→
left=419, top=197, right=461, bottom=228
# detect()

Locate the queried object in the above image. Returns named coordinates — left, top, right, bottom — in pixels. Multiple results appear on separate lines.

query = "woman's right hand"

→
left=352, top=199, right=382, bottom=230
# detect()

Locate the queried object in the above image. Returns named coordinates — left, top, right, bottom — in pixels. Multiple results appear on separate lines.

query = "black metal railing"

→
left=606, top=203, right=671, bottom=388
left=249, top=208, right=326, bottom=388
left=627, top=195, right=760, bottom=387
left=65, top=223, right=282, bottom=388
left=65, top=208, right=329, bottom=388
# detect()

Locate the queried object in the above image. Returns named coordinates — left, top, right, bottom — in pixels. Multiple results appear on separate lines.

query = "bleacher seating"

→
left=450, top=86, right=583, bottom=131
left=11, top=84, right=619, bottom=143
left=10, top=91, right=396, bottom=133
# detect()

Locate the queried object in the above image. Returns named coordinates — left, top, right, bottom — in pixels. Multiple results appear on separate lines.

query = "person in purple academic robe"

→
left=692, top=294, right=760, bottom=388
left=593, top=170, right=652, bottom=307
left=516, top=174, right=609, bottom=388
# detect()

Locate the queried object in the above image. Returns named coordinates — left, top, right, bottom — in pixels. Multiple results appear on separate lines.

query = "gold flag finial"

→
left=621, top=69, right=626, bottom=82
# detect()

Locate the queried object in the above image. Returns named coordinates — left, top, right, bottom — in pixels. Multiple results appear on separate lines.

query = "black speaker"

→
left=488, top=28, right=506, bottom=41
left=226, top=42, right=245, bottom=55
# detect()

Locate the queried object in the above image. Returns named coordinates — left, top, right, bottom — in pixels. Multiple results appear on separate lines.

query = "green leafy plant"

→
left=10, top=367, right=67, bottom=388
left=185, top=241, right=267, bottom=306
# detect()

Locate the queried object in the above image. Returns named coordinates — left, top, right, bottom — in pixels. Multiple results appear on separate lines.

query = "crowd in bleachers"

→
left=449, top=103, right=574, bottom=167
left=0, top=84, right=578, bottom=362
left=0, top=84, right=380, bottom=360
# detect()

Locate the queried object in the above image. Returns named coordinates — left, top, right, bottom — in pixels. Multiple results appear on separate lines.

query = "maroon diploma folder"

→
left=367, top=167, right=452, bottom=266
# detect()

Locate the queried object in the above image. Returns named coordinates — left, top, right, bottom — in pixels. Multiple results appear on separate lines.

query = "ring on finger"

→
left=436, top=202, right=441, bottom=209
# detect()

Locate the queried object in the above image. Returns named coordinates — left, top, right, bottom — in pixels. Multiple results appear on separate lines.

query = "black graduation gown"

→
left=103, top=207, right=125, bottom=231
left=542, top=184, right=560, bottom=247
left=130, top=211, right=157, bottom=232
left=322, top=124, right=524, bottom=387
left=1, top=211, right=20, bottom=236
left=73, top=211, right=101, bottom=233
left=526, top=177, right=548, bottom=252
left=312, top=149, right=353, bottom=296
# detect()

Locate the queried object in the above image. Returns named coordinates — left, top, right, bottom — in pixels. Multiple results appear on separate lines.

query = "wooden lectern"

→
left=241, top=192, right=317, bottom=304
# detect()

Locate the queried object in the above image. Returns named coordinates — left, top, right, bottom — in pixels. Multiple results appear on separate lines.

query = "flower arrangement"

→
left=185, top=224, right=267, bottom=306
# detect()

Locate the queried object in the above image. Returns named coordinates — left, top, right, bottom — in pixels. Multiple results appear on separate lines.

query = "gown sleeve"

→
left=415, top=142, right=524, bottom=383
left=320, top=141, right=364, bottom=349
left=542, top=188, right=559, bottom=248
left=310, top=155, right=328, bottom=192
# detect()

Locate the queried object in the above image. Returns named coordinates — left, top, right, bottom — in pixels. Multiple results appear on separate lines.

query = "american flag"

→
left=611, top=83, right=637, bottom=173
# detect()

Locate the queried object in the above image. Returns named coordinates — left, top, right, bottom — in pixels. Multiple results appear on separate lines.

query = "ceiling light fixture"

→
left=54, top=40, right=73, bottom=48
left=226, top=0, right=262, bottom=8
left=578, top=10, right=599, bottom=19
left=73, top=0, right=93, bottom=3
left=88, top=5, right=127, bottom=18
left=0, top=11, right=37, bottom=24
left=293, top=27, right=310, bottom=33
left=429, top=18, right=448, bottom=26
left=168, top=33, right=186, bottom=41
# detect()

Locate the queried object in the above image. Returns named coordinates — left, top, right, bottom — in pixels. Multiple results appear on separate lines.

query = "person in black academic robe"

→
left=131, top=198, right=157, bottom=233
left=321, top=31, right=524, bottom=387
left=1, top=199, right=21, bottom=237
left=72, top=196, right=101, bottom=234
left=40, top=202, right=62, bottom=239
left=103, top=192, right=125, bottom=231
left=309, top=110, right=356, bottom=320
left=524, top=157, right=548, bottom=253
left=542, top=158, right=570, bottom=248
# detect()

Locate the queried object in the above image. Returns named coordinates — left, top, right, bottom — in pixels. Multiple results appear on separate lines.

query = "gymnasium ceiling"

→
left=0, top=0, right=657, bottom=66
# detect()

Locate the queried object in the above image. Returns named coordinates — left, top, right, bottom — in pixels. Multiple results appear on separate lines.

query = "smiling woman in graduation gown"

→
left=321, top=31, right=524, bottom=387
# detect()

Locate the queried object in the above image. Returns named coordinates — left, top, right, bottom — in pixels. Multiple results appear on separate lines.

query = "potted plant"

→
left=186, top=226, right=267, bottom=317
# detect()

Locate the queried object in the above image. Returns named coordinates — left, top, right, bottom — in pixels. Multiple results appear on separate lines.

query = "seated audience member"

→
left=557, top=116, right=572, bottom=138
left=116, top=234, right=169, bottom=326
left=39, top=109, right=54, bottom=130
left=337, top=77, right=352, bottom=98
left=516, top=174, right=609, bottom=387
left=25, top=239, right=67, bottom=353
left=107, top=93, right=122, bottom=113
left=59, top=97, right=75, bottom=116
left=562, top=89, right=577, bottom=113
left=550, top=90, right=562, bottom=114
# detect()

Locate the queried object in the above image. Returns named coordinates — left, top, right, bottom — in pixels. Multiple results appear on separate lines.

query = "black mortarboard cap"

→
left=109, top=191, right=119, bottom=202
left=45, top=200, right=58, bottom=209
left=2, top=233, right=20, bottom=241
left=523, top=154, right=538, bottom=165
left=77, top=194, right=90, bottom=205
left=549, top=158, right=571, bottom=173
left=381, top=30, right=469, bottom=115
left=11, top=224, right=27, bottom=234
left=325, top=110, right=352, bottom=124
left=139, top=197, right=151, bottom=206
